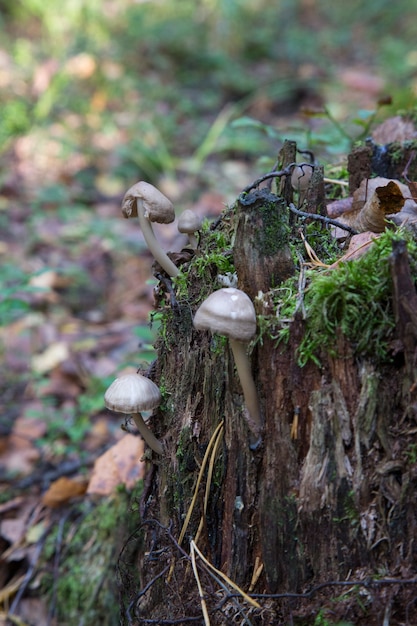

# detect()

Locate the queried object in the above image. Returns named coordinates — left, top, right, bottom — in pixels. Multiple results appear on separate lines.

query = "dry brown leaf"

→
left=371, top=116, right=417, bottom=145
left=326, top=197, right=353, bottom=218
left=407, top=181, right=417, bottom=202
left=31, top=341, right=70, bottom=374
left=42, top=476, right=88, bottom=508
left=0, top=417, right=47, bottom=476
left=338, top=180, right=405, bottom=233
left=87, top=434, right=145, bottom=496
left=329, top=232, right=378, bottom=267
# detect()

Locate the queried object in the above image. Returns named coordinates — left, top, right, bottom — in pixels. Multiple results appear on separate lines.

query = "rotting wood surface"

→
left=122, top=147, right=417, bottom=626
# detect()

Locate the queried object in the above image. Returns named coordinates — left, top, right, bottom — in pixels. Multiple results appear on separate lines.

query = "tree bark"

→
left=120, top=159, right=417, bottom=626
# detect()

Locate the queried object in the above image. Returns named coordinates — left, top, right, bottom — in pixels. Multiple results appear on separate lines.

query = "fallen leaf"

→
left=329, top=232, right=379, bottom=267
left=87, top=434, right=145, bottom=496
left=42, top=476, right=88, bottom=508
left=371, top=116, right=417, bottom=145
left=31, top=342, right=70, bottom=374
left=338, top=180, right=405, bottom=233
left=326, top=197, right=353, bottom=218
left=0, top=416, right=47, bottom=476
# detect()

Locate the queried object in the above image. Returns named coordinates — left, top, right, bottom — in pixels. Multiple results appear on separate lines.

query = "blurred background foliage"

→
left=1, top=0, right=417, bottom=192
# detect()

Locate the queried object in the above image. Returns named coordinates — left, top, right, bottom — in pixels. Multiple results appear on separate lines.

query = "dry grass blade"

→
left=190, top=540, right=261, bottom=610
left=177, top=420, right=224, bottom=547
left=299, top=230, right=330, bottom=268
left=194, top=423, right=224, bottom=546
left=190, top=541, right=211, bottom=626
left=167, top=420, right=224, bottom=581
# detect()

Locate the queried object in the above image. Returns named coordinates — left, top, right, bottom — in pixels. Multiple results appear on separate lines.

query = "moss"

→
left=256, top=199, right=290, bottom=256
left=42, top=487, right=139, bottom=626
left=298, top=229, right=417, bottom=366
left=256, top=228, right=417, bottom=367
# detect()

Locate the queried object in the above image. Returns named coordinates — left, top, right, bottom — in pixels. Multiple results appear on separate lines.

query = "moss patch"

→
left=42, top=486, right=141, bottom=626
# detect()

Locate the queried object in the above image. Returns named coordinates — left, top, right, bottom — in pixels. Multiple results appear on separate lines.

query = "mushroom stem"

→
left=132, top=412, right=163, bottom=455
left=187, top=233, right=198, bottom=250
left=136, top=200, right=179, bottom=277
left=229, top=338, right=262, bottom=438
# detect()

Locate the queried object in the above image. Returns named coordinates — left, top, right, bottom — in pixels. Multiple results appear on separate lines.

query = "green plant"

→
left=312, top=609, right=354, bottom=626
left=0, top=264, right=50, bottom=326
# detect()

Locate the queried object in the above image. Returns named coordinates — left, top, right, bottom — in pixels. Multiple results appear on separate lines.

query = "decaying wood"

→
left=234, top=188, right=295, bottom=299
left=389, top=238, right=417, bottom=386
left=123, top=150, right=417, bottom=626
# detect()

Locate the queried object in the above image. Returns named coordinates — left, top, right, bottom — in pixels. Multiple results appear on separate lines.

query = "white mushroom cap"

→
left=104, top=373, right=161, bottom=416
left=177, top=209, right=203, bottom=234
left=122, top=181, right=175, bottom=224
left=193, top=287, right=256, bottom=342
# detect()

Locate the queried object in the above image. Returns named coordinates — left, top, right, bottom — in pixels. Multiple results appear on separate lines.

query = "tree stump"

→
left=120, top=150, right=417, bottom=626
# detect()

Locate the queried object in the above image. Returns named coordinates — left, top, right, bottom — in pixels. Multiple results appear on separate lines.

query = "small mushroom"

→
left=193, top=287, right=261, bottom=443
left=104, top=373, right=163, bottom=455
left=177, top=209, right=203, bottom=250
left=122, top=181, right=179, bottom=277
left=291, top=164, right=313, bottom=204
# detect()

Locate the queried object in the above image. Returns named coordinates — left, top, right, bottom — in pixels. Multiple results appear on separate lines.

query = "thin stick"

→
left=289, top=203, right=358, bottom=235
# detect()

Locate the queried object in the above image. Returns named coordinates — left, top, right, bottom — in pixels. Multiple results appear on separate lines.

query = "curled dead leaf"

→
left=338, top=180, right=405, bottom=233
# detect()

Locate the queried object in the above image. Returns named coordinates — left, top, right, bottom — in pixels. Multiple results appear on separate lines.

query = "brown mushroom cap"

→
left=291, top=164, right=313, bottom=192
left=104, top=373, right=161, bottom=416
left=121, top=181, right=175, bottom=224
left=177, top=209, right=203, bottom=234
left=193, top=288, right=256, bottom=342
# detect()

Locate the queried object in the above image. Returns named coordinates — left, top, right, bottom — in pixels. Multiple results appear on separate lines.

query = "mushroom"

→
left=193, top=287, right=261, bottom=442
left=104, top=373, right=163, bottom=455
left=291, top=164, right=313, bottom=203
left=177, top=209, right=203, bottom=250
left=122, top=181, right=179, bottom=277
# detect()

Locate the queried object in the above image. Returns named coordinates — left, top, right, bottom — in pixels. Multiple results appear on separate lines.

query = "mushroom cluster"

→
left=106, top=180, right=261, bottom=457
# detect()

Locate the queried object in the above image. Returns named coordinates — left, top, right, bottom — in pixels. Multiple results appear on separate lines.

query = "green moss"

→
left=42, top=487, right=140, bottom=626
left=256, top=199, right=290, bottom=256
left=298, top=229, right=417, bottom=365
left=173, top=216, right=236, bottom=303
left=256, top=228, right=417, bottom=367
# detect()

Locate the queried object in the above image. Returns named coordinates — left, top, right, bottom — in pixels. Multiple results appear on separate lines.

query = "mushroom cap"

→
left=121, top=181, right=175, bottom=223
left=177, top=209, right=203, bottom=234
left=193, top=287, right=256, bottom=342
left=104, top=373, right=161, bottom=415
left=291, top=165, right=313, bottom=192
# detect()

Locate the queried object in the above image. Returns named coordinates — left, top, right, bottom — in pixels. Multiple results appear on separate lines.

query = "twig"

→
left=177, top=421, right=224, bottom=550
left=288, top=203, right=358, bottom=235
left=242, top=163, right=310, bottom=194
left=126, top=565, right=170, bottom=625
left=244, top=576, right=417, bottom=600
